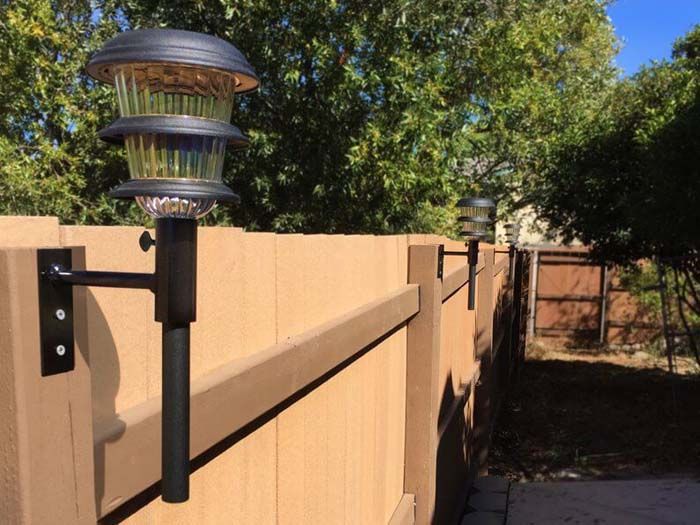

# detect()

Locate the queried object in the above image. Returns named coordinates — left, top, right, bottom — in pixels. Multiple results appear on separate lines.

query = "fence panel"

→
left=0, top=247, right=96, bottom=524
left=527, top=248, right=656, bottom=344
left=0, top=219, right=529, bottom=525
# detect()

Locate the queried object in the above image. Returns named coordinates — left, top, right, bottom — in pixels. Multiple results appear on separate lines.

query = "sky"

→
left=607, top=0, right=700, bottom=76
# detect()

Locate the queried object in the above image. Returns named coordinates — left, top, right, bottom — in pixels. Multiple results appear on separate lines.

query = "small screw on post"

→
left=56, top=345, right=66, bottom=356
left=55, top=309, right=66, bottom=321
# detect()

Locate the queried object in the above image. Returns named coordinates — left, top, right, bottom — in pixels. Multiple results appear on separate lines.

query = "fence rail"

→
left=96, top=284, right=420, bottom=518
left=0, top=217, right=529, bottom=525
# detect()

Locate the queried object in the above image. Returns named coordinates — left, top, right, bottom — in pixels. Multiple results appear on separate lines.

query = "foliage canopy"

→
left=534, top=25, right=700, bottom=264
left=1, top=0, right=617, bottom=234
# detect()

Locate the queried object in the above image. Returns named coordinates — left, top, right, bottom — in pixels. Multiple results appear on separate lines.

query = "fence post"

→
left=527, top=249, right=539, bottom=338
left=599, top=265, right=609, bottom=345
left=0, top=247, right=96, bottom=524
left=473, top=247, right=495, bottom=476
left=511, top=251, right=525, bottom=375
left=404, top=245, right=443, bottom=525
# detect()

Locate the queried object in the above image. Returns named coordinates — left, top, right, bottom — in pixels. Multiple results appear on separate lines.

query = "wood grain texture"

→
left=96, top=281, right=418, bottom=518
left=0, top=225, right=515, bottom=524
left=388, top=493, right=416, bottom=525
left=0, top=216, right=59, bottom=247
left=0, top=247, right=96, bottom=525
left=405, top=245, right=443, bottom=525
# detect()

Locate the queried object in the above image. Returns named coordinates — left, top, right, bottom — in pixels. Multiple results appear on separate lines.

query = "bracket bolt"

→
left=55, top=309, right=66, bottom=321
left=56, top=345, right=66, bottom=356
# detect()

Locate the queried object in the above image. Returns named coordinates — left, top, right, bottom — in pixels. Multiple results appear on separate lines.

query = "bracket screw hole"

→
left=56, top=345, right=66, bottom=356
left=55, top=309, right=66, bottom=321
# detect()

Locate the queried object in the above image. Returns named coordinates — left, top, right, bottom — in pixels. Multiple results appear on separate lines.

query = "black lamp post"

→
left=36, top=29, right=258, bottom=503
left=504, top=222, right=520, bottom=280
left=443, top=197, right=496, bottom=310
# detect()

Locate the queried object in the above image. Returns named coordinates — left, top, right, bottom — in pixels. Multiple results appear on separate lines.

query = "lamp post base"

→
left=468, top=240, right=479, bottom=311
left=155, top=218, right=197, bottom=503
left=161, top=321, right=191, bottom=502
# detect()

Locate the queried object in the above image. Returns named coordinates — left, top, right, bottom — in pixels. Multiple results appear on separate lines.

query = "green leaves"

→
left=1, top=0, right=619, bottom=236
left=534, top=24, right=700, bottom=264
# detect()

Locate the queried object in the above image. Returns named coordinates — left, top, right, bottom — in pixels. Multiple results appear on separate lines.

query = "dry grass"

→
left=490, top=339, right=700, bottom=482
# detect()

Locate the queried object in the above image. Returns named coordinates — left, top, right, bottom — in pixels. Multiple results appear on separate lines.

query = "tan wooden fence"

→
left=0, top=216, right=528, bottom=525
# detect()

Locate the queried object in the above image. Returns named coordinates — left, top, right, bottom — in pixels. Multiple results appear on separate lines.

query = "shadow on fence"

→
left=0, top=219, right=530, bottom=525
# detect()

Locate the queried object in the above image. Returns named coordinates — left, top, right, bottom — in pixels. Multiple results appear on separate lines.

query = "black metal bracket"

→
left=444, top=250, right=469, bottom=257
left=37, top=248, right=156, bottom=376
left=38, top=249, right=75, bottom=376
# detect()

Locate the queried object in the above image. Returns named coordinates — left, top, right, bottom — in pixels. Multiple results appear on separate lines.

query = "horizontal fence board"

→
left=442, top=263, right=469, bottom=302
left=539, top=260, right=601, bottom=267
left=607, top=320, right=658, bottom=329
left=536, top=327, right=598, bottom=335
left=537, top=294, right=602, bottom=302
left=493, top=256, right=509, bottom=277
left=441, top=257, right=488, bottom=303
left=534, top=249, right=590, bottom=257
left=95, top=284, right=419, bottom=518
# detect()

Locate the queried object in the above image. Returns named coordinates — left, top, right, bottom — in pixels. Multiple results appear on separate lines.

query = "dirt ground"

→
left=490, top=339, right=700, bottom=482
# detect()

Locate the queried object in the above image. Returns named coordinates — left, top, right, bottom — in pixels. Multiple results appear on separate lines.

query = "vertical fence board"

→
left=0, top=247, right=96, bottom=524
left=0, top=223, right=525, bottom=525
left=0, top=216, right=59, bottom=247
left=404, top=245, right=442, bottom=525
left=119, top=229, right=278, bottom=525
left=473, top=248, right=495, bottom=476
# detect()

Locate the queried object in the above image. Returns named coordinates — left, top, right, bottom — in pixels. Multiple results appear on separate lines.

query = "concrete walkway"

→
left=462, top=477, right=700, bottom=524
left=509, top=478, right=700, bottom=525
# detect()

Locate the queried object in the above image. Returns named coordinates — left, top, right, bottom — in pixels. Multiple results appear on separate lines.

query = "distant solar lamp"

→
left=457, top=197, right=496, bottom=310
left=504, top=222, right=521, bottom=279
left=504, top=222, right=520, bottom=244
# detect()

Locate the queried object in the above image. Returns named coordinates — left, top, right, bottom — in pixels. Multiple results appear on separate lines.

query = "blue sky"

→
left=607, top=0, right=700, bottom=76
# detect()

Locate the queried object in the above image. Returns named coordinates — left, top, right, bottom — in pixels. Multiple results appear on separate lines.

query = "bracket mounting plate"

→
left=37, top=249, right=75, bottom=376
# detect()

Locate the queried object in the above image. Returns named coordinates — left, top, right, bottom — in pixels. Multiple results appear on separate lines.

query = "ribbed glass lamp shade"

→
left=115, top=65, right=237, bottom=218
left=456, top=197, right=495, bottom=240
left=504, top=223, right=520, bottom=236
left=460, top=220, right=490, bottom=239
left=124, top=134, right=228, bottom=182
left=504, top=223, right=520, bottom=244
left=459, top=205, right=491, bottom=220
left=114, top=64, right=236, bottom=121
left=87, top=29, right=259, bottom=219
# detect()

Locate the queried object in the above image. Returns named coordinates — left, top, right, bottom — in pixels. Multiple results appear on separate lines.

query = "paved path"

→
left=507, top=478, right=700, bottom=525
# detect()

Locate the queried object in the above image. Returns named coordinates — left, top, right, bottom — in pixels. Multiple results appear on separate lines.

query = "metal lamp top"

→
left=456, top=197, right=496, bottom=210
left=86, top=29, right=259, bottom=94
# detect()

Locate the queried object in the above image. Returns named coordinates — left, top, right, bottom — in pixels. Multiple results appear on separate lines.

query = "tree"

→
left=534, top=25, right=700, bottom=363
left=534, top=25, right=700, bottom=264
left=1, top=0, right=618, bottom=234
left=0, top=0, right=145, bottom=224
left=457, top=0, right=618, bottom=215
